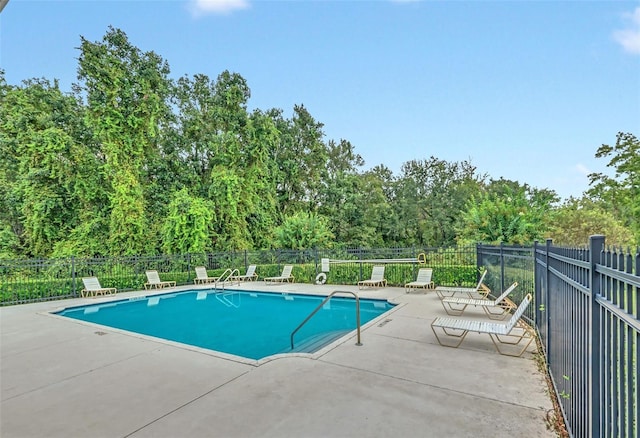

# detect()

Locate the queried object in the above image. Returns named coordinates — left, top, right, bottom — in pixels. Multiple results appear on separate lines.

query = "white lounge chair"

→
left=404, top=268, right=434, bottom=293
left=358, top=266, right=387, bottom=289
left=144, top=270, right=176, bottom=290
left=431, top=293, right=535, bottom=357
left=264, top=265, right=294, bottom=283
left=231, top=264, right=258, bottom=282
left=435, top=269, right=490, bottom=299
left=441, top=282, right=518, bottom=320
left=193, top=266, right=217, bottom=284
left=81, top=276, right=117, bottom=298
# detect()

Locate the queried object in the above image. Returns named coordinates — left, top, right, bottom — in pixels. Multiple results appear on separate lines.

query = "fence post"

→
left=533, top=241, right=540, bottom=330
left=500, top=241, right=505, bottom=293
left=187, top=253, right=191, bottom=282
left=545, top=239, right=552, bottom=363
left=476, top=243, right=482, bottom=282
left=589, top=234, right=604, bottom=438
left=71, top=256, right=76, bottom=296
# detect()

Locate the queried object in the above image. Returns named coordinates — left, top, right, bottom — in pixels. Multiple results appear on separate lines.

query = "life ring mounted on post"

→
left=315, top=272, right=327, bottom=285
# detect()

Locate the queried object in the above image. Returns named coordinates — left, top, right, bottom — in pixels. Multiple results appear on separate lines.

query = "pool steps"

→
left=288, top=329, right=351, bottom=354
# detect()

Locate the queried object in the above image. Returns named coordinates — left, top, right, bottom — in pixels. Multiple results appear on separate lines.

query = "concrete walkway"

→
left=1, top=283, right=556, bottom=437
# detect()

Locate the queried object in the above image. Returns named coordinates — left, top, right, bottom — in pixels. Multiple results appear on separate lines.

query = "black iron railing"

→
left=0, top=246, right=477, bottom=305
left=478, top=237, right=639, bottom=438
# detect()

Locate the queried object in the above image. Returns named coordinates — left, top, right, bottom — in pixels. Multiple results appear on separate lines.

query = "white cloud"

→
left=575, top=163, right=591, bottom=176
left=188, top=0, right=249, bottom=17
left=613, top=7, right=640, bottom=55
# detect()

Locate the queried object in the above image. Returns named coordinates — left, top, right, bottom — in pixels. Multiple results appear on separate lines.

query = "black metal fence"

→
left=478, top=238, right=639, bottom=437
left=0, top=246, right=477, bottom=305
left=476, top=243, right=535, bottom=324
left=534, top=236, right=639, bottom=438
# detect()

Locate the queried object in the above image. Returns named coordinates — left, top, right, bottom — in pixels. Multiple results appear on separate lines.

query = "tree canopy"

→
left=587, top=132, right=640, bottom=245
left=0, top=28, right=636, bottom=258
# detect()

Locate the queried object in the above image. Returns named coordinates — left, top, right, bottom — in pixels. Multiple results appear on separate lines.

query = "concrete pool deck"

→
left=1, top=282, right=556, bottom=437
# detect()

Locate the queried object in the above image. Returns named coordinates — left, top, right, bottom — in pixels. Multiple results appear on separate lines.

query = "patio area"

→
left=1, top=282, right=556, bottom=437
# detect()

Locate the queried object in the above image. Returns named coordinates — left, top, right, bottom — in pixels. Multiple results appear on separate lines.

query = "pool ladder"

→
left=214, top=268, right=240, bottom=290
left=213, top=269, right=241, bottom=307
left=290, top=290, right=362, bottom=350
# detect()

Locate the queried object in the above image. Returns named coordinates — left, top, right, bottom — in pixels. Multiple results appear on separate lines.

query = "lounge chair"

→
left=435, top=269, right=490, bottom=299
left=231, top=264, right=258, bottom=282
left=193, top=266, right=217, bottom=284
left=358, top=266, right=387, bottom=289
left=144, top=270, right=177, bottom=290
left=440, top=282, right=518, bottom=320
left=81, top=277, right=117, bottom=298
left=431, top=293, right=535, bottom=357
left=264, top=265, right=294, bottom=283
left=404, top=268, right=435, bottom=292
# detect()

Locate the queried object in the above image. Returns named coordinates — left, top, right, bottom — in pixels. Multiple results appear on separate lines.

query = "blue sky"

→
left=1, top=0, right=639, bottom=200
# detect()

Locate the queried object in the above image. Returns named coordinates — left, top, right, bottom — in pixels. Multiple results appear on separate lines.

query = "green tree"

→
left=168, top=73, right=215, bottom=195
left=587, top=132, right=640, bottom=244
left=170, top=71, right=251, bottom=194
left=546, top=198, right=634, bottom=247
left=162, top=189, right=213, bottom=254
left=317, top=139, right=389, bottom=247
left=394, top=157, right=484, bottom=247
left=355, top=169, right=396, bottom=247
left=274, top=212, right=333, bottom=250
left=242, top=109, right=280, bottom=249
left=77, top=26, right=171, bottom=255
left=207, top=166, right=252, bottom=250
left=0, top=75, right=102, bottom=257
left=0, top=225, right=20, bottom=259
left=457, top=179, right=554, bottom=245
left=269, top=105, right=329, bottom=215
left=320, top=169, right=392, bottom=248
left=169, top=71, right=276, bottom=250
left=0, top=72, right=25, bottom=257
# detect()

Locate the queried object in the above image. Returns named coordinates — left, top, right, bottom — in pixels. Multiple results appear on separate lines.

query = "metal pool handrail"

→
left=290, top=290, right=362, bottom=350
left=214, top=268, right=240, bottom=290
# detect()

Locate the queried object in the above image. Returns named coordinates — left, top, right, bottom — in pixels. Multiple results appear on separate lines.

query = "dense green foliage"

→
left=274, top=212, right=334, bottom=250
left=78, top=27, right=172, bottom=256
left=162, top=189, right=214, bottom=254
left=587, top=132, right=640, bottom=245
left=0, top=27, right=636, bottom=259
left=546, top=198, right=635, bottom=247
left=457, top=179, right=557, bottom=245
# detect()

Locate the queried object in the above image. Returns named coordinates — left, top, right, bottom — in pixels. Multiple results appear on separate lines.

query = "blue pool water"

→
left=55, top=290, right=395, bottom=360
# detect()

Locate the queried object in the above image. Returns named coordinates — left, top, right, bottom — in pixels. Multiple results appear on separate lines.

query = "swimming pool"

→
left=54, top=290, right=395, bottom=360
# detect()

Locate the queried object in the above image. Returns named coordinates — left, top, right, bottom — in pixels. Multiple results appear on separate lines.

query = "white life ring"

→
left=315, top=272, right=327, bottom=285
